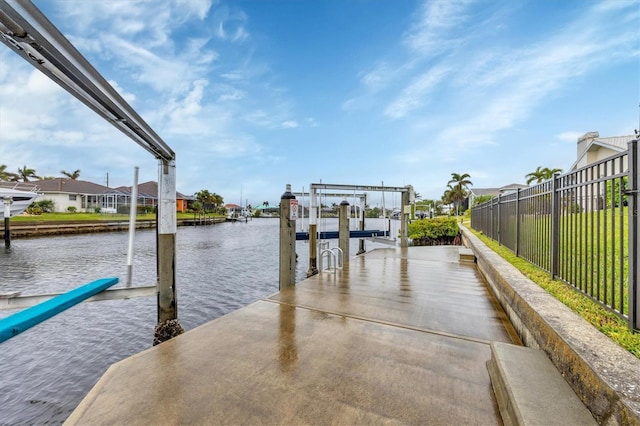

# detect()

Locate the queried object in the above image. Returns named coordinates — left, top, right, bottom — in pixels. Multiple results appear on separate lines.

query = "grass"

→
left=463, top=218, right=639, bottom=358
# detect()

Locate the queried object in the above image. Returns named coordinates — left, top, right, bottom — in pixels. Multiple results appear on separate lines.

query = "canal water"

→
left=0, top=217, right=399, bottom=424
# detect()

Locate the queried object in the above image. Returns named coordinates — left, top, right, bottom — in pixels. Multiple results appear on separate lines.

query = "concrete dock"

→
left=67, top=246, right=520, bottom=425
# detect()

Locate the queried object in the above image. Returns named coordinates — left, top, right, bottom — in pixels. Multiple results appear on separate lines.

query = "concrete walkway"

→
left=66, top=246, right=519, bottom=425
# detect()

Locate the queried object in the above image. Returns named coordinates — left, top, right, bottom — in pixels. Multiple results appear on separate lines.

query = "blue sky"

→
left=0, top=0, right=637, bottom=207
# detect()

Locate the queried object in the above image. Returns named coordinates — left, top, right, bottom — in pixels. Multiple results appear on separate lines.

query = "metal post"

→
left=357, top=194, right=366, bottom=255
left=400, top=190, right=409, bottom=248
left=550, top=173, right=561, bottom=279
left=627, top=139, right=638, bottom=330
left=3, top=197, right=11, bottom=249
left=497, top=194, right=502, bottom=246
left=157, top=159, right=177, bottom=322
left=126, top=166, right=139, bottom=287
left=339, top=200, right=350, bottom=265
left=280, top=184, right=297, bottom=289
left=307, top=189, right=318, bottom=277
left=515, top=188, right=520, bottom=257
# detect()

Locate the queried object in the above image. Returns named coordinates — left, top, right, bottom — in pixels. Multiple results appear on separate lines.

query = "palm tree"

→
left=446, top=173, right=473, bottom=217
left=17, top=165, right=40, bottom=182
left=0, top=164, right=18, bottom=181
left=61, top=169, right=81, bottom=179
left=211, top=193, right=224, bottom=211
left=195, top=189, right=214, bottom=212
left=525, top=166, right=562, bottom=184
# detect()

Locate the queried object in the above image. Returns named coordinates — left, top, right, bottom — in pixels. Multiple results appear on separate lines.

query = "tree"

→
left=446, top=173, right=473, bottom=217
left=61, top=169, right=81, bottom=179
left=472, top=194, right=495, bottom=207
left=17, top=165, right=40, bottom=182
left=211, top=193, right=224, bottom=211
left=525, top=166, right=562, bottom=184
left=0, top=164, right=18, bottom=181
left=195, top=189, right=214, bottom=212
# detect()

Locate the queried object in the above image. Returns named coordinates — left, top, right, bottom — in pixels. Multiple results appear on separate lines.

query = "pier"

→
left=67, top=245, right=518, bottom=424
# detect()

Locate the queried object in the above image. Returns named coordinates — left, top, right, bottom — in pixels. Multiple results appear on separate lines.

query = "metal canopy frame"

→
left=0, top=0, right=178, bottom=323
left=0, top=0, right=174, bottom=161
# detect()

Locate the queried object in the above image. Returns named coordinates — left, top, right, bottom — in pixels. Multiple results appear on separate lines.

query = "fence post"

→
left=280, top=184, right=297, bottom=290
left=550, top=173, right=561, bottom=279
left=515, top=188, right=520, bottom=257
left=497, top=194, right=502, bottom=246
left=627, top=139, right=639, bottom=330
left=490, top=198, right=494, bottom=239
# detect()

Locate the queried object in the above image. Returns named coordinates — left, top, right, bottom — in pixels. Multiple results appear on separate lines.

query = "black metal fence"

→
left=471, top=140, right=638, bottom=331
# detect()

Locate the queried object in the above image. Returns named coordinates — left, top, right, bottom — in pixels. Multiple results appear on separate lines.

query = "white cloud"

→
left=404, top=0, right=476, bottom=55
left=281, top=120, right=299, bottom=129
left=384, top=65, right=450, bottom=119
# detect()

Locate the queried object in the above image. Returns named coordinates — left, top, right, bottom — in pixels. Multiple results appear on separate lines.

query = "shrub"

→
left=94, top=206, right=102, bottom=214
left=33, top=199, right=55, bottom=213
left=26, top=205, right=43, bottom=215
left=67, top=206, right=77, bottom=213
left=409, top=217, right=461, bottom=246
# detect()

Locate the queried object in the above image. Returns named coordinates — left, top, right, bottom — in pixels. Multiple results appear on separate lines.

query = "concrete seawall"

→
left=0, top=217, right=227, bottom=238
left=460, top=224, right=640, bottom=425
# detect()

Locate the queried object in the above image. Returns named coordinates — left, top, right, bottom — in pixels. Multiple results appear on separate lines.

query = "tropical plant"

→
left=17, top=165, right=40, bottom=182
left=61, top=169, right=81, bottom=179
left=35, top=199, right=55, bottom=212
left=472, top=194, right=495, bottom=207
left=0, top=164, right=18, bottom=181
left=525, top=166, right=562, bottom=184
left=195, top=189, right=214, bottom=212
left=446, top=172, right=472, bottom=217
left=211, top=193, right=224, bottom=211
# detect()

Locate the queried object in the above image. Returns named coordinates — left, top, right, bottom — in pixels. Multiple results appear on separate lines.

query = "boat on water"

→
left=0, top=184, right=39, bottom=217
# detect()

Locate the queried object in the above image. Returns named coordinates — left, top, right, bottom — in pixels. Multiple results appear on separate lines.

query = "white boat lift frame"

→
left=305, top=183, right=414, bottom=277
left=0, top=0, right=178, bottom=322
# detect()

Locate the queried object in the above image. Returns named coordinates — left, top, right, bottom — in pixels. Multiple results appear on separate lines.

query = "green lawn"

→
left=464, top=219, right=639, bottom=358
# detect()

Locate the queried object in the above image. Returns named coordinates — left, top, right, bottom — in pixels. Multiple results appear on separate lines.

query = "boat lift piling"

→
left=279, top=184, right=297, bottom=290
left=357, top=194, right=366, bottom=255
left=3, top=197, right=11, bottom=249
left=339, top=200, right=350, bottom=266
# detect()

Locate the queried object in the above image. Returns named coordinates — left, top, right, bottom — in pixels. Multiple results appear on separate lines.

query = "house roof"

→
left=469, top=183, right=528, bottom=198
left=469, top=188, right=500, bottom=197
left=499, top=183, right=528, bottom=191
left=225, top=203, right=241, bottom=209
left=115, top=181, right=192, bottom=200
left=36, top=178, right=110, bottom=194
left=570, top=132, right=634, bottom=171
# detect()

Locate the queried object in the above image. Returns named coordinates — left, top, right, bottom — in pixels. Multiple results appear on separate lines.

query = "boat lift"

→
left=305, top=183, right=414, bottom=277
left=0, top=1, right=179, bottom=340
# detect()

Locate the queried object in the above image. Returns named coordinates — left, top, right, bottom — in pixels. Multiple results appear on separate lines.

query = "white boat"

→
left=0, top=184, right=39, bottom=216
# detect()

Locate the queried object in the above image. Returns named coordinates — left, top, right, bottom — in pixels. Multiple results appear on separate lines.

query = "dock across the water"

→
left=66, top=246, right=521, bottom=424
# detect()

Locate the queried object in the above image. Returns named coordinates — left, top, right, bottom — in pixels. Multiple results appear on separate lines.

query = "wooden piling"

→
left=279, top=184, right=297, bottom=290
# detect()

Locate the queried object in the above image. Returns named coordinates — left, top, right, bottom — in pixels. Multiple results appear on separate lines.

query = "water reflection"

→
left=278, top=303, right=298, bottom=372
left=0, top=218, right=397, bottom=424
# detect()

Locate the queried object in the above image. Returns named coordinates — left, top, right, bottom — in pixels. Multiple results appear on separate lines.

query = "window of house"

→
left=69, top=194, right=77, bottom=201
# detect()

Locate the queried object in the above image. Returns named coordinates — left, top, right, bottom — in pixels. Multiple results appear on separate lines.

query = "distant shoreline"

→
left=0, top=217, right=228, bottom=239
